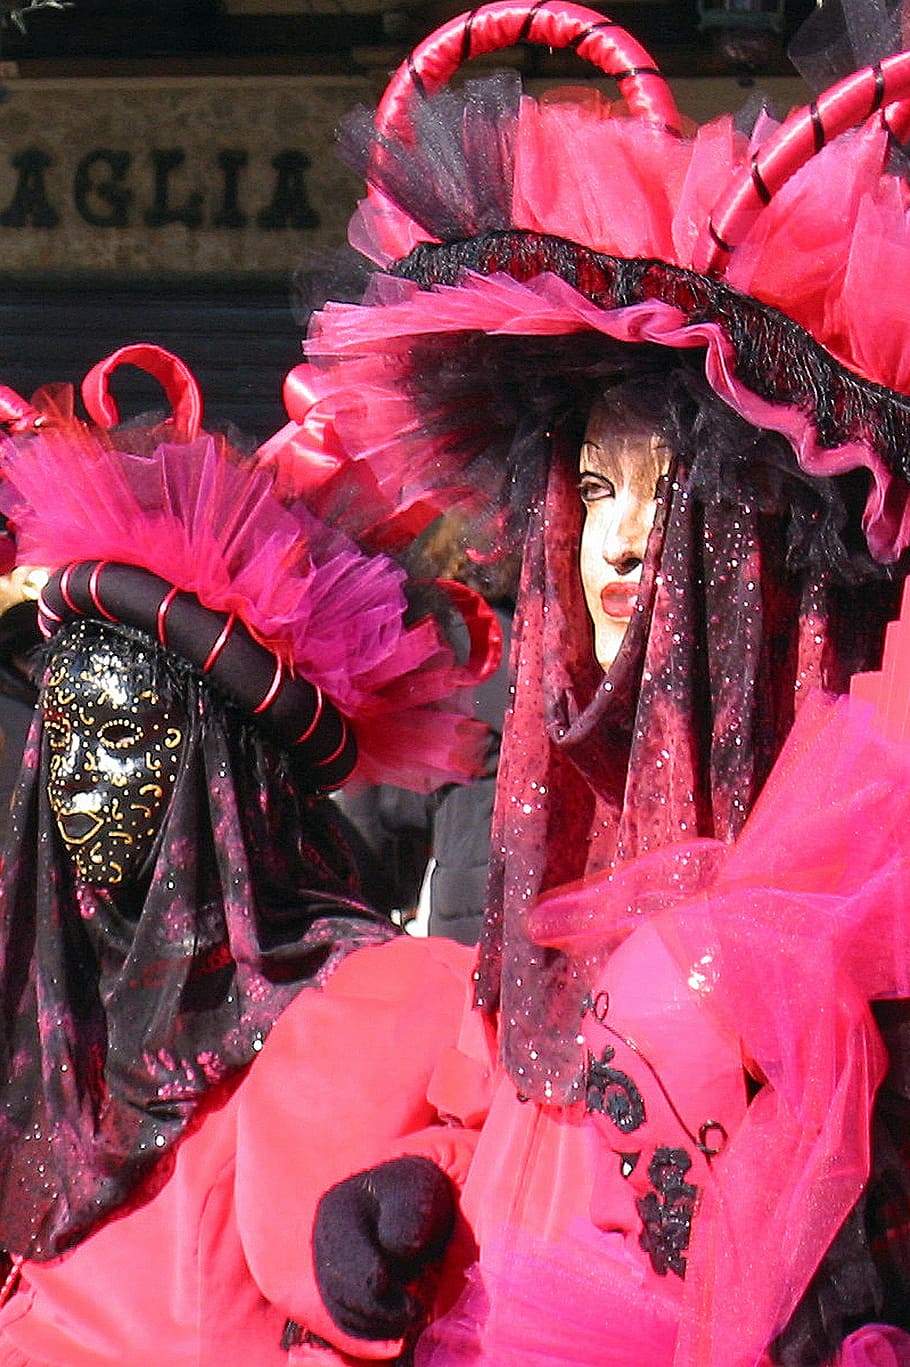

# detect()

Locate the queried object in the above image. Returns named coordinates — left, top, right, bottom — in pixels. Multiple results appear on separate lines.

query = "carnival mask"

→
left=578, top=406, right=671, bottom=672
left=582, top=920, right=748, bottom=1281
left=43, top=641, right=185, bottom=887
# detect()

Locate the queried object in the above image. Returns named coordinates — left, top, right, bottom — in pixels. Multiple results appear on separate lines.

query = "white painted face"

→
left=578, top=401, right=672, bottom=672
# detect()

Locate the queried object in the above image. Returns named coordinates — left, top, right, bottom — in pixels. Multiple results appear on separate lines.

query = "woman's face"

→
left=578, top=401, right=672, bottom=671
left=43, top=643, right=185, bottom=888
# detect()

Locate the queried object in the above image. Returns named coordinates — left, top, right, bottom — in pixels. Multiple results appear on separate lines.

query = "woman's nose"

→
left=602, top=500, right=648, bottom=574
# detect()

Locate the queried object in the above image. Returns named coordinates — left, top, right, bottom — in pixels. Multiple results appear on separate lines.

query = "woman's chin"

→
left=595, top=621, right=630, bottom=673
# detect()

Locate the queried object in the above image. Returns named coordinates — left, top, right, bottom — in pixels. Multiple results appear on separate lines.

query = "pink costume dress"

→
left=0, top=937, right=479, bottom=1367
left=422, top=692, right=910, bottom=1367
left=2, top=689, right=910, bottom=1365
left=5, top=3, right=910, bottom=1362
left=0, top=349, right=491, bottom=1360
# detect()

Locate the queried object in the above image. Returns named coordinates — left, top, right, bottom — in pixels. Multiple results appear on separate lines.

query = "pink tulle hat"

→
left=295, top=0, right=910, bottom=563
left=0, top=344, right=496, bottom=793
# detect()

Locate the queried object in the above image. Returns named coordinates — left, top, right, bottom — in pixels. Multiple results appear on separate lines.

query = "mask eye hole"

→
left=619, top=1152, right=640, bottom=1180
left=97, top=720, right=142, bottom=751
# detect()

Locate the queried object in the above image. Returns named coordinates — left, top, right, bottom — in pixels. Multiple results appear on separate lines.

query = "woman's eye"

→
left=97, top=720, right=141, bottom=751
left=579, top=475, right=615, bottom=504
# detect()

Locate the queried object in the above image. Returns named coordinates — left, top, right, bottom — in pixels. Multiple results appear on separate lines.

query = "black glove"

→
left=313, top=1154, right=456, bottom=1341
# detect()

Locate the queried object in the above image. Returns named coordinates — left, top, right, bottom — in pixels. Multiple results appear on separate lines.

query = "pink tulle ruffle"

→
left=839, top=1326, right=910, bottom=1367
left=309, top=269, right=910, bottom=560
left=416, top=1221, right=679, bottom=1367
left=0, top=425, right=484, bottom=792
left=349, top=94, right=749, bottom=274
left=257, top=363, right=455, bottom=557
left=512, top=95, right=752, bottom=271
left=727, top=119, right=910, bottom=398
left=531, top=689, right=910, bottom=1367
left=346, top=88, right=910, bottom=417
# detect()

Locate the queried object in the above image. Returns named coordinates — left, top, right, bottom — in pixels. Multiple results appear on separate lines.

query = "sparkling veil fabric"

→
left=474, top=434, right=897, bottom=1103
left=0, top=636, right=392, bottom=1260
left=422, top=692, right=910, bottom=1365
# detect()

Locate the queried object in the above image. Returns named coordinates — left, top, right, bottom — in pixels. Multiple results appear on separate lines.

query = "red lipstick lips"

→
left=600, top=583, right=639, bottom=620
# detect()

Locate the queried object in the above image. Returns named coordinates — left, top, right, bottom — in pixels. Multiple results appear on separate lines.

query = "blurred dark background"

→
left=1, top=2, right=817, bottom=80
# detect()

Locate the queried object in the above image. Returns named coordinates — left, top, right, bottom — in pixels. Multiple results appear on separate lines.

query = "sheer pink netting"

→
left=672, top=117, right=750, bottom=268
left=257, top=359, right=460, bottom=555
left=348, top=93, right=748, bottom=273
left=347, top=186, right=437, bottom=270
left=528, top=690, right=910, bottom=1366
left=416, top=1220, right=679, bottom=1366
left=830, top=187, right=910, bottom=398
left=419, top=1226, right=910, bottom=1366
left=0, top=423, right=484, bottom=792
left=511, top=94, right=700, bottom=262
left=839, top=1326, right=910, bottom=1366
left=675, top=696, right=910, bottom=1367
left=726, top=120, right=910, bottom=398
left=343, top=83, right=910, bottom=420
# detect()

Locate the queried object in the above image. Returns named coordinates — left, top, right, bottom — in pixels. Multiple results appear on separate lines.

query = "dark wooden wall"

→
left=0, top=272, right=304, bottom=442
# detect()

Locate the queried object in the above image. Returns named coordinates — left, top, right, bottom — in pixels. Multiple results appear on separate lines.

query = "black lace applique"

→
left=397, top=232, right=910, bottom=488
left=280, top=1320, right=303, bottom=1350
left=636, top=1145, right=698, bottom=1279
left=585, top=1044, right=646, bottom=1134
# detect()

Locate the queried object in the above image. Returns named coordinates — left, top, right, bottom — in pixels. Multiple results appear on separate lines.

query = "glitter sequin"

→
left=0, top=617, right=392, bottom=1259
left=475, top=378, right=899, bottom=1105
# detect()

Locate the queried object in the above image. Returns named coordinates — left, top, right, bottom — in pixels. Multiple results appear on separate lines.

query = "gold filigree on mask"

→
left=43, top=645, right=185, bottom=888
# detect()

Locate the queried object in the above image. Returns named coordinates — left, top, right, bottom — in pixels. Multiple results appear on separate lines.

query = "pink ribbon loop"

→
left=82, top=343, right=203, bottom=439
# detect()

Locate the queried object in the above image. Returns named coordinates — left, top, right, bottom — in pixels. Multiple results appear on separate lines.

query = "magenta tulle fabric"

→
left=347, top=88, right=744, bottom=271
left=415, top=1221, right=679, bottom=1366
left=524, top=691, right=910, bottom=1366
left=724, top=120, right=910, bottom=401
left=839, top=1327, right=910, bottom=1367
left=309, top=270, right=909, bottom=561
left=512, top=95, right=716, bottom=266
left=0, top=424, right=484, bottom=792
left=347, top=85, right=910, bottom=406
left=417, top=691, right=910, bottom=1365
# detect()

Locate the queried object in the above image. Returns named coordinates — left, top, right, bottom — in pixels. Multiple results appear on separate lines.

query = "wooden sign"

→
left=0, top=73, right=379, bottom=271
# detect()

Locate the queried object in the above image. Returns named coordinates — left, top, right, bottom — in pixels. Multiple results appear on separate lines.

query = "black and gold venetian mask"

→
left=42, top=639, right=186, bottom=887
